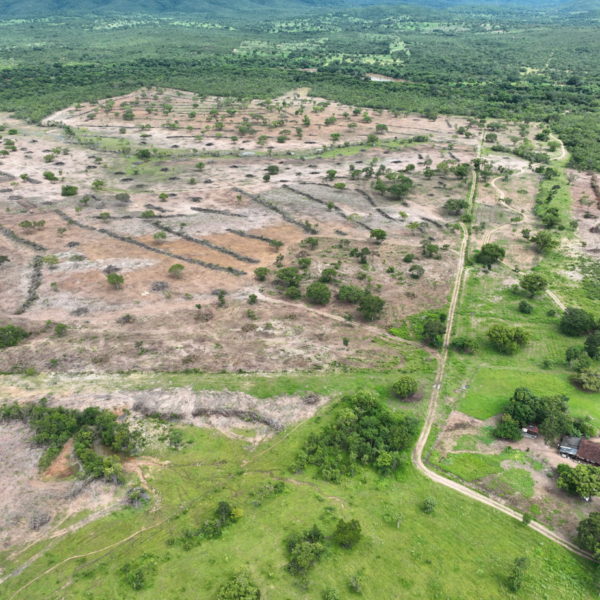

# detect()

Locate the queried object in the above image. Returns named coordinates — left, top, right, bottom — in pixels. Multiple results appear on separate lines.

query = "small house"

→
left=559, top=436, right=581, bottom=458
left=576, top=439, right=600, bottom=466
left=522, top=425, right=539, bottom=439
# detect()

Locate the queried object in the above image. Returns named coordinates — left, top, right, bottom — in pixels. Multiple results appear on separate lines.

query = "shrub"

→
left=560, top=307, right=595, bottom=337
left=168, top=264, right=185, bottom=278
left=403, top=253, right=414, bottom=263
left=487, top=324, right=531, bottom=354
left=493, top=413, right=523, bottom=441
left=518, top=300, right=533, bottom=314
left=217, top=571, right=261, bottom=600
left=306, top=282, right=331, bottom=305
left=423, top=497, right=437, bottom=513
left=298, top=257, right=311, bottom=269
left=393, top=376, right=418, bottom=399
left=254, top=267, right=270, bottom=281
left=523, top=513, right=532, bottom=526
left=304, top=237, right=319, bottom=249
left=285, top=286, right=302, bottom=300
left=508, top=557, right=528, bottom=592
left=43, top=171, right=57, bottom=181
left=338, top=285, right=364, bottom=303
left=0, top=325, right=29, bottom=349
left=277, top=267, right=302, bottom=288
left=451, top=336, right=479, bottom=354
left=319, top=268, right=337, bottom=283
left=332, top=518, right=362, bottom=549
left=287, top=525, right=326, bottom=575
left=61, top=185, right=78, bottom=197
left=409, top=264, right=424, bottom=279
left=107, top=273, right=124, bottom=289
left=54, top=323, right=68, bottom=337
left=358, top=294, right=385, bottom=321
left=248, top=294, right=257, bottom=305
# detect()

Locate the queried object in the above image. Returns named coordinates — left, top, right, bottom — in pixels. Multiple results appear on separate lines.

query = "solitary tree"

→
left=332, top=519, right=362, bottom=549
left=476, top=243, right=506, bottom=269
left=358, top=294, right=385, bottom=321
left=393, top=376, right=418, bottom=399
left=370, top=229, right=387, bottom=244
left=306, top=282, right=331, bottom=305
left=107, top=273, right=124, bottom=289
left=168, top=264, right=185, bottom=278
left=254, top=267, right=270, bottom=281
left=269, top=239, right=283, bottom=253
left=519, top=273, right=548, bottom=297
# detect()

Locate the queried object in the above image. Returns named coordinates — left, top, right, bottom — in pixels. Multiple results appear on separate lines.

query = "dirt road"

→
left=412, top=145, right=594, bottom=562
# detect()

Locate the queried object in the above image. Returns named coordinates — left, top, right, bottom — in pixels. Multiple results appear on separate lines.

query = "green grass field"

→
left=0, top=403, right=596, bottom=600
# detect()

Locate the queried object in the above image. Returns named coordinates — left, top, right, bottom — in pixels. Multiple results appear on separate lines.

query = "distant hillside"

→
left=0, top=0, right=591, bottom=19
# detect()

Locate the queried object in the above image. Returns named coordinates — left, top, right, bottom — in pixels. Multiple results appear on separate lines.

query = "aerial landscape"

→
left=1, top=0, right=600, bottom=597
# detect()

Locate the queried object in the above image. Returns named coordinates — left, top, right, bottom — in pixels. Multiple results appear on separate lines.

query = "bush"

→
left=285, top=286, right=302, bottom=300
left=319, top=268, right=337, bottom=283
left=254, top=267, right=270, bottom=281
left=61, top=185, right=78, bottom=197
left=332, top=518, right=362, bottom=548
left=338, top=284, right=364, bottom=303
left=277, top=267, right=302, bottom=288
left=518, top=300, right=533, bottom=314
left=423, top=497, right=437, bottom=513
left=248, top=294, right=257, bottom=305
left=358, top=294, right=385, bottom=321
left=487, top=324, right=531, bottom=354
left=287, top=525, right=326, bottom=575
left=168, top=264, right=185, bottom=278
left=393, top=376, right=418, bottom=399
left=298, top=257, right=311, bottom=269
left=560, top=307, right=595, bottom=337
left=107, top=273, right=124, bottom=289
left=451, top=336, right=479, bottom=354
left=306, top=282, right=331, bottom=305
left=54, top=323, right=68, bottom=337
left=409, top=264, right=424, bottom=279
left=522, top=513, right=532, bottom=526
left=0, top=324, right=29, bottom=349
left=493, top=414, right=523, bottom=441
left=217, top=571, right=261, bottom=600
left=423, top=318, right=446, bottom=347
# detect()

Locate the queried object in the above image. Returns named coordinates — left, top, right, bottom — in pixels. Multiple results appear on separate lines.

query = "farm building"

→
left=559, top=436, right=582, bottom=458
left=558, top=437, right=600, bottom=465
left=576, top=439, right=600, bottom=466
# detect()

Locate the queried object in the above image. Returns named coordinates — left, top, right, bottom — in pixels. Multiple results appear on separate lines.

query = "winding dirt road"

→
left=412, top=141, right=594, bottom=562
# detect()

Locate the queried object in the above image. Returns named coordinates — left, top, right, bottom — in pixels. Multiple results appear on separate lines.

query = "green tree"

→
left=576, top=512, right=600, bottom=558
left=387, top=175, right=414, bottom=200
left=579, top=368, right=600, bottom=392
left=560, top=307, right=595, bottom=337
left=443, top=198, right=469, bottom=214
left=107, top=273, right=124, bottom=289
left=557, top=463, right=600, bottom=499
left=306, top=282, right=331, bottom=305
left=409, top=264, right=424, bottom=279
left=370, top=229, right=387, bottom=243
left=61, top=185, right=78, bottom=197
left=423, top=318, right=446, bottom=347
left=358, top=294, right=385, bottom=321
left=217, top=571, right=261, bottom=600
left=476, top=243, right=505, bottom=269
left=153, top=231, right=167, bottom=243
left=319, top=268, right=337, bottom=283
left=304, top=237, right=319, bottom=249
left=508, top=557, right=528, bottom=592
left=267, top=165, right=279, bottom=175
left=136, top=149, right=151, bottom=160
left=43, top=171, right=57, bottom=181
left=0, top=324, right=29, bottom=349
left=338, top=285, right=364, bottom=304
left=254, top=267, right=270, bottom=281
left=285, top=286, right=302, bottom=300
left=519, top=273, right=548, bottom=297
left=168, top=264, right=184, bottom=278
left=487, top=324, right=531, bottom=354
left=423, top=497, right=437, bottom=513
left=277, top=267, right=302, bottom=288
left=584, top=331, right=600, bottom=359
left=332, top=519, right=362, bottom=548
left=393, top=376, right=418, bottom=399
left=531, top=230, right=559, bottom=253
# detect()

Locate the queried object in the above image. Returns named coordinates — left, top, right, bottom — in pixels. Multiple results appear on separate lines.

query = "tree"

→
left=493, top=413, right=523, bottom=441
left=298, top=257, right=311, bottom=270
left=487, top=324, right=531, bottom=354
left=0, top=324, right=29, bottom=349
left=387, top=175, right=413, bottom=200
left=254, top=267, right=270, bottom=281
left=358, top=294, right=385, bottom=321
left=277, top=267, right=302, bottom=288
left=285, top=286, right=302, bottom=300
left=319, top=268, right=337, bottom=283
left=451, top=336, right=479, bottom=354
left=287, top=525, right=325, bottom=575
left=576, top=512, right=600, bottom=557
left=267, top=165, right=279, bottom=175
left=326, top=169, right=337, bottom=180
left=584, top=331, right=600, bottom=359
left=43, top=171, right=57, bottom=181
left=423, top=497, right=437, bottom=513
left=393, top=376, right=418, bottom=399
left=519, top=273, right=548, bottom=297
left=476, top=243, right=505, bottom=269
left=269, top=239, right=283, bottom=252
left=338, top=285, right=364, bottom=304
left=531, top=230, right=559, bottom=253
left=92, top=179, right=104, bottom=190
left=442, top=198, right=469, bottom=214
left=107, top=273, right=124, bottom=289
left=367, top=133, right=378, bottom=145
left=423, top=317, right=446, bottom=347
left=451, top=164, right=470, bottom=179
left=522, top=513, right=532, bottom=526
left=263, top=174, right=270, bottom=182
left=306, top=282, right=331, bottom=305
left=560, top=307, right=595, bottom=336
left=332, top=519, right=362, bottom=548
left=168, top=264, right=184, bottom=278
left=153, top=231, right=166, bottom=243
left=61, top=185, right=78, bottom=197
left=375, top=123, right=388, bottom=134
left=195, top=162, right=205, bottom=171
left=558, top=463, right=600, bottom=499
left=54, top=323, right=68, bottom=337
left=579, top=368, right=600, bottom=392
left=485, top=133, right=498, bottom=143
left=304, top=237, right=319, bottom=249
left=508, top=557, right=528, bottom=592
left=409, top=264, right=424, bottom=279
left=136, top=149, right=151, bottom=160
left=424, top=166, right=435, bottom=179
left=370, top=229, right=387, bottom=243
left=217, top=571, right=261, bottom=600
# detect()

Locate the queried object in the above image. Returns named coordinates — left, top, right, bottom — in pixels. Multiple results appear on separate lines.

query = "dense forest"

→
left=0, top=4, right=598, bottom=169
